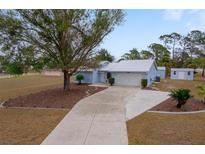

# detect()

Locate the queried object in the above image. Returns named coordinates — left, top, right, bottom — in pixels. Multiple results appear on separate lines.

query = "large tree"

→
left=186, top=30, right=203, bottom=59
left=0, top=10, right=124, bottom=90
left=148, top=43, right=170, bottom=65
left=120, top=48, right=141, bottom=61
left=160, top=32, right=181, bottom=59
left=185, top=31, right=205, bottom=76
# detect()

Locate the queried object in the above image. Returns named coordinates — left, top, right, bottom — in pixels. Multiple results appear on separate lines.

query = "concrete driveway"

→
left=42, top=86, right=169, bottom=145
left=125, top=90, right=170, bottom=120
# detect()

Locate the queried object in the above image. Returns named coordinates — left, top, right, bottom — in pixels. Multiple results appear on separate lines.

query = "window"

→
left=188, top=71, right=190, bottom=76
left=174, top=71, right=176, bottom=75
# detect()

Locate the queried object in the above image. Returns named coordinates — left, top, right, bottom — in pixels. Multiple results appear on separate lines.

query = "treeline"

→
left=117, top=31, right=205, bottom=77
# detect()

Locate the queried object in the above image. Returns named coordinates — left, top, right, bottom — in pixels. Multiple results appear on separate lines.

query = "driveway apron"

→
left=42, top=86, right=169, bottom=145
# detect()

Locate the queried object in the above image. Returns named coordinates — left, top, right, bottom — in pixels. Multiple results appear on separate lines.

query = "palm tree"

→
left=120, top=48, right=141, bottom=61
left=141, top=50, right=154, bottom=59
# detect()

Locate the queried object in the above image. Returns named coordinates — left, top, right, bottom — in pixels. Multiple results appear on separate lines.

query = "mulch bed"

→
left=3, top=84, right=106, bottom=109
left=150, top=97, right=205, bottom=112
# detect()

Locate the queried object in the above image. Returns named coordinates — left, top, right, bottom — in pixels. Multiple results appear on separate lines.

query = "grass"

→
left=153, top=78, right=205, bottom=99
left=127, top=112, right=205, bottom=144
left=0, top=108, right=68, bottom=144
left=0, top=75, right=63, bottom=101
left=0, top=75, right=74, bottom=144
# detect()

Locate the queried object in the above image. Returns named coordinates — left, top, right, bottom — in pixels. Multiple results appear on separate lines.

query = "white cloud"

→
left=186, top=10, right=205, bottom=31
left=163, top=9, right=205, bottom=31
left=163, top=9, right=185, bottom=21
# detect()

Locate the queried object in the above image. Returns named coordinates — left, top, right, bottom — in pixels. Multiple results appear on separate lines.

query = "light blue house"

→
left=77, top=59, right=158, bottom=87
left=157, top=67, right=166, bottom=79
left=170, top=68, right=194, bottom=80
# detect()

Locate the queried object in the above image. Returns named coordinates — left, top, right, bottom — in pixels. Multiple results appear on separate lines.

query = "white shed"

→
left=170, top=68, right=194, bottom=80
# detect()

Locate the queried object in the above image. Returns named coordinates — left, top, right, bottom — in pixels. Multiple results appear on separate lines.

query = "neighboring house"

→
left=77, top=59, right=158, bottom=87
left=157, top=66, right=166, bottom=79
left=41, top=69, right=63, bottom=76
left=170, top=68, right=194, bottom=80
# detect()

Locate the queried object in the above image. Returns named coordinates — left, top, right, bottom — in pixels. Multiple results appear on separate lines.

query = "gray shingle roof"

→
left=100, top=59, right=155, bottom=72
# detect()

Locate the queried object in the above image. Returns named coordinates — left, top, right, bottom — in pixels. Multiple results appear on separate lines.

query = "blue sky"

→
left=100, top=9, right=205, bottom=60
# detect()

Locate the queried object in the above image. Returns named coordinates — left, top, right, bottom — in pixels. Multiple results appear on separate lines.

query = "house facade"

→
left=170, top=68, right=194, bottom=80
left=77, top=59, right=158, bottom=87
left=157, top=66, right=166, bottom=79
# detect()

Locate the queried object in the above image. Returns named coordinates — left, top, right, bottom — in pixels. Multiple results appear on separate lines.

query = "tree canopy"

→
left=118, top=30, right=205, bottom=77
left=120, top=48, right=141, bottom=61
left=0, top=9, right=124, bottom=90
left=95, top=48, right=115, bottom=62
left=140, top=50, right=154, bottom=59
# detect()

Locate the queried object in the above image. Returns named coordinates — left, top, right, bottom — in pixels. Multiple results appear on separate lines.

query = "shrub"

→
left=108, top=77, right=115, bottom=86
left=141, top=79, right=147, bottom=88
left=196, top=85, right=205, bottom=103
left=169, top=89, right=192, bottom=108
left=107, top=72, right=111, bottom=79
left=6, top=62, right=23, bottom=75
left=76, top=74, right=84, bottom=85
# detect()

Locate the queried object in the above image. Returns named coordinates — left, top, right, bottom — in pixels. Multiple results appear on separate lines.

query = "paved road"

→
left=42, top=86, right=169, bottom=145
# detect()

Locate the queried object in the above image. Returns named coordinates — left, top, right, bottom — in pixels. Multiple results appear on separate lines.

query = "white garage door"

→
left=112, top=72, right=144, bottom=86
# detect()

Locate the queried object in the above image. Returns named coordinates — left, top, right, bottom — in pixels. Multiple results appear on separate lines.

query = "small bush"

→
left=169, top=89, right=192, bottom=108
left=76, top=74, right=84, bottom=85
left=196, top=85, right=205, bottom=103
left=108, top=77, right=115, bottom=86
left=141, top=79, right=147, bottom=88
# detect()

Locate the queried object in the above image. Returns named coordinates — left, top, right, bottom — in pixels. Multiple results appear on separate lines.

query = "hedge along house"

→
left=157, top=66, right=166, bottom=79
left=170, top=68, right=194, bottom=80
left=77, top=59, right=158, bottom=87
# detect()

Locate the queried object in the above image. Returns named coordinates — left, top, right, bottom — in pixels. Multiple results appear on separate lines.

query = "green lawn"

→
left=127, top=112, right=205, bottom=144
left=153, top=78, right=205, bottom=99
left=0, top=75, right=63, bottom=101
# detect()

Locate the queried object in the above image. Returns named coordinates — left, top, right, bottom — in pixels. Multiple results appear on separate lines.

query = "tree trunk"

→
left=202, top=67, right=205, bottom=78
left=176, top=100, right=186, bottom=108
left=63, top=70, right=70, bottom=91
left=176, top=100, right=183, bottom=108
left=176, top=102, right=182, bottom=108
left=172, top=42, right=175, bottom=60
